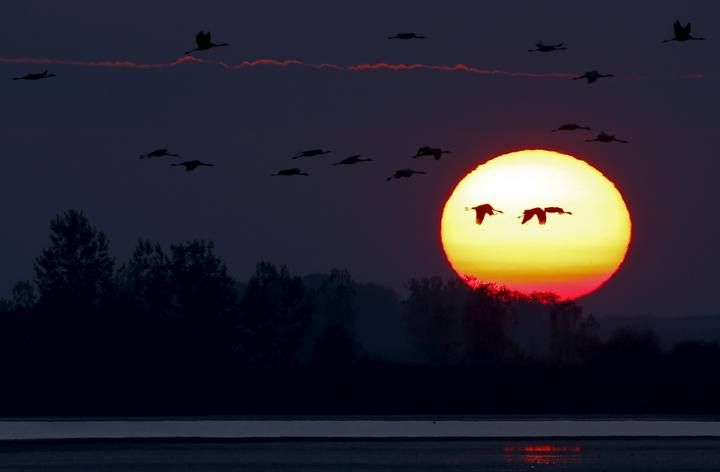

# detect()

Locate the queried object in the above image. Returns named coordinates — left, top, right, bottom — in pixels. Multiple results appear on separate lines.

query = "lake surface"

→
left=1, top=418, right=720, bottom=439
left=0, top=438, right=719, bottom=471
left=0, top=420, right=719, bottom=470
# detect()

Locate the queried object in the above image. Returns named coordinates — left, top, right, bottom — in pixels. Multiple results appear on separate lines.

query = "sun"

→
left=440, top=149, right=631, bottom=299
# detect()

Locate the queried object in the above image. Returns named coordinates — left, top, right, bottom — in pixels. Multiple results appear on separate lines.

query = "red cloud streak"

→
left=0, top=55, right=576, bottom=78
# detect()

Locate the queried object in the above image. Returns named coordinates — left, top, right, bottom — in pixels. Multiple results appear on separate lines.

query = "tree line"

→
left=0, top=209, right=718, bottom=415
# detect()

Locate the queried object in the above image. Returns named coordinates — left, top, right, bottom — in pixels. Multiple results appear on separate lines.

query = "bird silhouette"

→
left=388, top=33, right=426, bottom=40
left=519, top=208, right=547, bottom=225
left=552, top=123, right=591, bottom=132
left=140, top=148, right=179, bottom=159
left=528, top=41, right=567, bottom=52
left=171, top=160, right=214, bottom=171
left=292, top=149, right=331, bottom=159
left=333, top=155, right=373, bottom=166
left=12, top=70, right=56, bottom=81
left=573, top=70, right=614, bottom=84
left=387, top=169, right=426, bottom=181
left=544, top=207, right=573, bottom=215
left=465, top=204, right=504, bottom=225
left=663, top=20, right=705, bottom=43
left=184, top=31, right=229, bottom=54
left=586, top=131, right=628, bottom=143
left=413, top=146, right=451, bottom=160
left=271, top=168, right=309, bottom=177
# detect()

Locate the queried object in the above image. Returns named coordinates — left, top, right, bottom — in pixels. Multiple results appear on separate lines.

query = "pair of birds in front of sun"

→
left=271, top=146, right=450, bottom=180
left=466, top=204, right=572, bottom=226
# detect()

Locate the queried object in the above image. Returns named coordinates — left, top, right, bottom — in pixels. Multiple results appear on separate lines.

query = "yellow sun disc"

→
left=440, top=149, right=631, bottom=299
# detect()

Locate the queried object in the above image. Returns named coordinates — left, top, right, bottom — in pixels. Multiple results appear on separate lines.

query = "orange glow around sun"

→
left=441, top=149, right=631, bottom=299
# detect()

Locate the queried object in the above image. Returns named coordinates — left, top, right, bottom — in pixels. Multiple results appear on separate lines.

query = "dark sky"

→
left=1, top=0, right=718, bottom=317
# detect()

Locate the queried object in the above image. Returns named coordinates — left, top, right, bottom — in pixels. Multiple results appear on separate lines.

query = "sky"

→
left=0, top=0, right=718, bottom=318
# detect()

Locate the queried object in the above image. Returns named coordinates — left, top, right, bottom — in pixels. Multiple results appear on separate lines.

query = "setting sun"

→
left=441, top=149, right=631, bottom=299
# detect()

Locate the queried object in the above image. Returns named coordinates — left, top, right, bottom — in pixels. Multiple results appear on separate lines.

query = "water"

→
left=0, top=420, right=719, bottom=470
left=0, top=419, right=719, bottom=439
left=0, top=438, right=719, bottom=471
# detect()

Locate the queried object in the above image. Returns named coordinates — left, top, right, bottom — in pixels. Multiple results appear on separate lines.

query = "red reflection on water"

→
left=503, top=444, right=583, bottom=465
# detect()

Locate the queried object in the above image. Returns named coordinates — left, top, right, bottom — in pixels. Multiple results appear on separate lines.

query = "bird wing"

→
left=520, top=212, right=533, bottom=224
left=475, top=210, right=486, bottom=225
left=537, top=210, right=547, bottom=225
left=673, top=21, right=683, bottom=36
left=684, top=22, right=692, bottom=35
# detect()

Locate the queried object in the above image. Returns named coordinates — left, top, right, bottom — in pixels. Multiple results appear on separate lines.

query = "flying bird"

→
left=465, top=204, right=504, bottom=225
left=586, top=131, right=629, bottom=143
left=292, top=149, right=331, bottom=159
left=388, top=33, right=426, bottom=40
left=184, top=31, right=229, bottom=54
left=333, top=155, right=373, bottom=166
left=387, top=169, right=426, bottom=181
left=519, top=207, right=547, bottom=225
left=12, top=70, right=56, bottom=81
left=663, top=20, right=705, bottom=43
left=171, top=160, right=214, bottom=171
left=413, top=146, right=451, bottom=160
left=552, top=123, right=591, bottom=132
left=271, top=168, right=309, bottom=177
left=140, top=148, right=179, bottom=159
left=544, top=207, right=573, bottom=215
left=573, top=70, right=614, bottom=84
left=528, top=41, right=567, bottom=52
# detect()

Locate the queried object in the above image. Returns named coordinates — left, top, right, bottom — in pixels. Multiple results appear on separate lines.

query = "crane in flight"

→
left=519, top=208, right=547, bottom=225
left=13, top=70, right=56, bottom=81
left=171, top=160, right=214, bottom=171
left=573, top=70, right=614, bottom=84
left=272, top=168, right=309, bottom=177
left=333, top=155, right=373, bottom=166
left=184, top=31, right=229, bottom=54
left=388, top=33, right=426, bottom=40
left=544, top=207, right=573, bottom=215
left=528, top=41, right=567, bottom=52
left=586, top=131, right=629, bottom=143
left=140, top=149, right=179, bottom=159
left=293, top=149, right=331, bottom=159
left=387, top=169, right=426, bottom=181
left=663, top=21, right=705, bottom=43
left=413, top=146, right=451, bottom=160
left=552, top=123, right=591, bottom=132
left=465, top=204, right=503, bottom=225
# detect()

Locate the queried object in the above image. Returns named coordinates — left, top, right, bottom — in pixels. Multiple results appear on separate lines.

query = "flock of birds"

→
left=11, top=20, right=706, bottom=226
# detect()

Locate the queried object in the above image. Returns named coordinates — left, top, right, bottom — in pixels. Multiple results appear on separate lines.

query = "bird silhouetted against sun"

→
left=441, top=149, right=631, bottom=299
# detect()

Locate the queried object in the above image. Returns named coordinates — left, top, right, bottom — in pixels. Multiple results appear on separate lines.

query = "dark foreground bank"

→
left=0, top=438, right=718, bottom=471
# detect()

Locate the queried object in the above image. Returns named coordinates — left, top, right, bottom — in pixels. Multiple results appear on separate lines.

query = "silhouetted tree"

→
left=601, top=327, right=662, bottom=372
left=403, top=277, right=467, bottom=365
left=34, top=210, right=114, bottom=311
left=461, top=284, right=516, bottom=364
left=546, top=296, right=585, bottom=365
left=167, top=240, right=238, bottom=367
left=237, top=262, right=312, bottom=367
left=312, top=323, right=355, bottom=367
left=33, top=210, right=114, bottom=368
left=314, top=269, right=356, bottom=330
left=310, top=269, right=358, bottom=366
left=116, top=240, right=173, bottom=319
